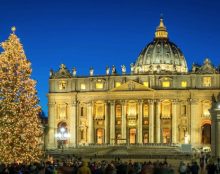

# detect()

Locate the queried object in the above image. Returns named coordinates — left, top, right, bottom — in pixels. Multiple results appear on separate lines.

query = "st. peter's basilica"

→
left=47, top=18, right=220, bottom=157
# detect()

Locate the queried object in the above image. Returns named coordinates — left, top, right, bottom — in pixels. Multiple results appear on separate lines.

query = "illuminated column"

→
left=156, top=100, right=161, bottom=143
left=87, top=102, right=94, bottom=144
left=210, top=100, right=220, bottom=157
left=190, top=99, right=199, bottom=145
left=104, top=101, right=109, bottom=144
left=138, top=100, right=143, bottom=144
left=172, top=100, right=178, bottom=144
left=121, top=101, right=127, bottom=143
left=69, top=101, right=77, bottom=147
left=149, top=100, right=154, bottom=143
left=47, top=102, right=56, bottom=148
left=110, top=101, right=115, bottom=144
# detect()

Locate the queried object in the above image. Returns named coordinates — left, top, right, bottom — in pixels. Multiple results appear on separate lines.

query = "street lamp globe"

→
left=60, top=127, right=65, bottom=133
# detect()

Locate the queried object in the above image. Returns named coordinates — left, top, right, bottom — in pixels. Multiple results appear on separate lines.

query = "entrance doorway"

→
left=129, top=128, right=136, bottom=144
left=162, top=128, right=171, bottom=143
left=202, top=124, right=211, bottom=144
left=96, top=128, right=104, bottom=144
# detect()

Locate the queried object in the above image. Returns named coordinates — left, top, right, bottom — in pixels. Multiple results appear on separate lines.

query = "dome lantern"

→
left=155, top=18, right=168, bottom=39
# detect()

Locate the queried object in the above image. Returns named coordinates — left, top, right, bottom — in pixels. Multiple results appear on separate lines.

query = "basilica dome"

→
left=134, top=18, right=188, bottom=73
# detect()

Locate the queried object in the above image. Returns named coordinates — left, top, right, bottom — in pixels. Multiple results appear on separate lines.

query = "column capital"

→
left=87, top=101, right=93, bottom=107
left=72, top=101, right=77, bottom=106
left=155, top=99, right=161, bottom=104
left=48, top=102, right=56, bottom=107
left=120, top=100, right=127, bottom=105
left=172, top=99, right=179, bottom=104
left=109, top=100, right=115, bottom=105
left=148, top=99, right=155, bottom=104
left=138, top=100, right=144, bottom=104
left=188, top=98, right=199, bottom=105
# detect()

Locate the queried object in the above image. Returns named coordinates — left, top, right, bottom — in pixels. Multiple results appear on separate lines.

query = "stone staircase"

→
left=47, top=144, right=192, bottom=160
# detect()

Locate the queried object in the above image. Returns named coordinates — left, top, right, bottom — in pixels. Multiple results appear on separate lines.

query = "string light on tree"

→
left=0, top=26, right=43, bottom=164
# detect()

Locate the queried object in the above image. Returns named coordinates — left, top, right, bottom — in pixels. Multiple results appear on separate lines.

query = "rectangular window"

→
left=143, top=104, right=149, bottom=117
left=143, top=82, right=149, bottom=87
left=203, top=77, right=211, bottom=87
left=80, top=83, right=86, bottom=90
left=96, top=82, right=103, bottom=89
left=162, top=81, right=170, bottom=87
left=116, top=105, right=122, bottom=117
left=181, top=81, right=187, bottom=88
left=115, top=82, right=121, bottom=87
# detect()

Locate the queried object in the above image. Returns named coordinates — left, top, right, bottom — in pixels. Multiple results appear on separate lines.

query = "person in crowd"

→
left=190, top=161, right=199, bottom=174
left=206, top=158, right=217, bottom=174
left=178, top=161, right=187, bottom=174
left=77, top=161, right=92, bottom=174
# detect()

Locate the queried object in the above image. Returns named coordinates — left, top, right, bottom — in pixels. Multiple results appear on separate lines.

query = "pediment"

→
left=110, top=80, right=154, bottom=92
left=195, top=58, right=217, bottom=74
left=51, top=64, right=72, bottom=79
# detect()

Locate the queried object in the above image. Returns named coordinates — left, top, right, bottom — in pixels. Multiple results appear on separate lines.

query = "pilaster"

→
left=189, top=99, right=199, bottom=145
left=172, top=99, right=178, bottom=144
left=148, top=99, right=155, bottom=143
left=47, top=102, right=56, bottom=149
left=104, top=101, right=109, bottom=144
left=69, top=101, right=77, bottom=147
left=138, top=100, right=143, bottom=144
left=110, top=101, right=115, bottom=144
left=121, top=100, right=127, bottom=143
left=87, top=102, right=94, bottom=144
left=155, top=100, right=161, bottom=143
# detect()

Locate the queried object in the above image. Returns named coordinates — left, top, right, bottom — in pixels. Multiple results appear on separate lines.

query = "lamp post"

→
left=55, top=127, right=70, bottom=152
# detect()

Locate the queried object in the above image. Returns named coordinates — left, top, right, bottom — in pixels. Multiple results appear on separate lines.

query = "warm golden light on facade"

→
left=115, top=82, right=121, bottom=87
left=143, top=82, right=149, bottom=87
left=80, top=83, right=86, bottom=89
left=181, top=81, right=187, bottom=88
left=162, top=81, right=170, bottom=87
left=203, top=77, right=212, bottom=87
left=96, top=82, right=103, bottom=89
left=47, top=18, right=220, bottom=155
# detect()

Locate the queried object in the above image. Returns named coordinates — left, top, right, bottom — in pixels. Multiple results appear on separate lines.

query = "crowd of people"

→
left=0, top=155, right=219, bottom=174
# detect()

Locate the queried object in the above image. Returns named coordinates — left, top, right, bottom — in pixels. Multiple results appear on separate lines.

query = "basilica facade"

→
left=46, top=18, right=220, bottom=153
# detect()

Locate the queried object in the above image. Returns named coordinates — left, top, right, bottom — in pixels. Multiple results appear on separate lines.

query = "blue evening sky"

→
left=0, top=0, right=220, bottom=115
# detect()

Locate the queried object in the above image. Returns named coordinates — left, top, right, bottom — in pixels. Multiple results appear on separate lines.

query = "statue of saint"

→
left=106, top=66, right=110, bottom=75
left=130, top=63, right=134, bottom=73
left=90, top=67, right=94, bottom=76
left=184, top=132, right=190, bottom=144
left=49, top=69, right=54, bottom=77
left=121, top=65, right=126, bottom=74
left=72, top=67, right=77, bottom=76
left=112, top=65, right=116, bottom=74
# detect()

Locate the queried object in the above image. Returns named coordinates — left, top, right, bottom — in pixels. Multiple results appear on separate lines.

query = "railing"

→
left=76, top=143, right=180, bottom=148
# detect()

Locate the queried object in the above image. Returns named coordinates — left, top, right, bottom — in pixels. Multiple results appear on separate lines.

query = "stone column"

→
left=172, top=100, right=178, bottom=144
left=156, top=100, right=161, bottom=143
left=110, top=101, right=115, bottom=144
left=210, top=101, right=220, bottom=157
left=69, top=101, right=77, bottom=147
left=104, top=101, right=109, bottom=144
left=138, top=100, right=143, bottom=144
left=47, top=102, right=56, bottom=149
left=149, top=100, right=155, bottom=143
left=121, top=101, right=127, bottom=143
left=87, top=102, right=94, bottom=144
left=190, top=99, right=199, bottom=145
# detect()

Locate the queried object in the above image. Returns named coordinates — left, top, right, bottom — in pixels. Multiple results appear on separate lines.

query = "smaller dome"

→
left=134, top=18, right=188, bottom=74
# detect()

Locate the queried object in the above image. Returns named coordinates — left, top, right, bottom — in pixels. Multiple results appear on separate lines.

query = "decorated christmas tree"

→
left=0, top=27, right=43, bottom=163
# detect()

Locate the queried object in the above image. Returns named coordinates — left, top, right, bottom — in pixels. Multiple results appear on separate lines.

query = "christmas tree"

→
left=0, top=27, right=43, bottom=163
